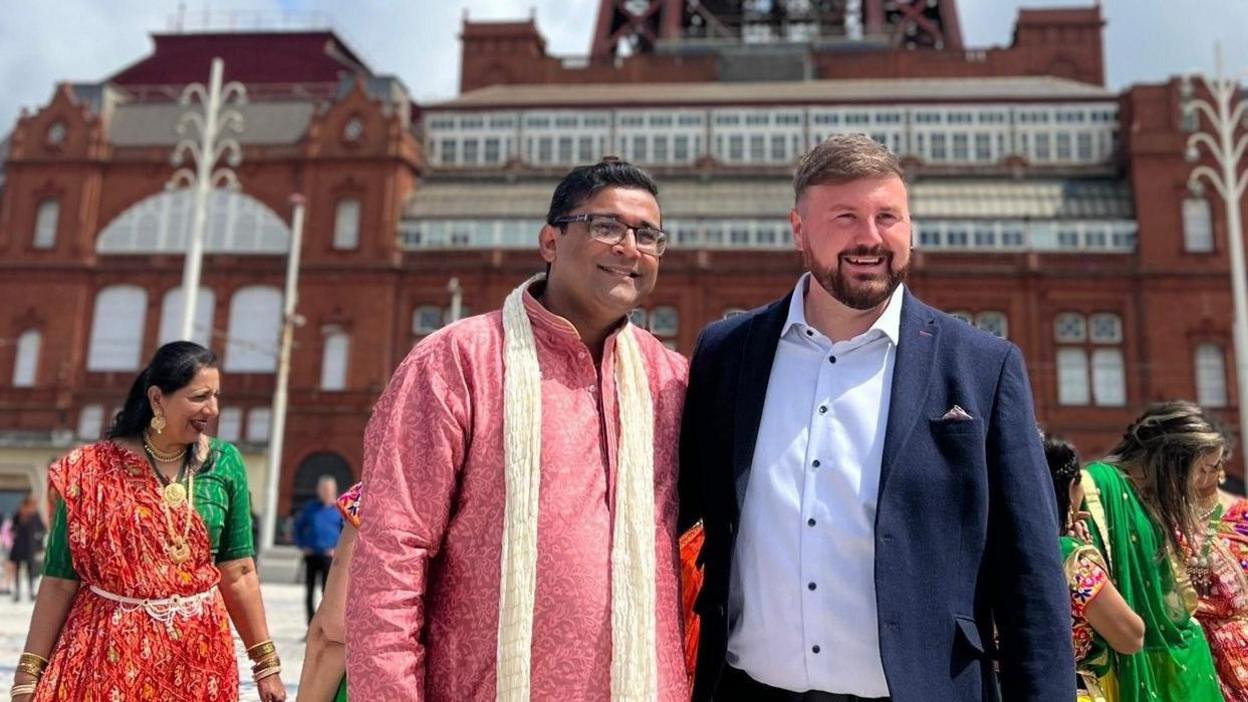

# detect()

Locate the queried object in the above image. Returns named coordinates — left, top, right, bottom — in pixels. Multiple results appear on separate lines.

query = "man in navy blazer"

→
left=679, top=135, right=1073, bottom=702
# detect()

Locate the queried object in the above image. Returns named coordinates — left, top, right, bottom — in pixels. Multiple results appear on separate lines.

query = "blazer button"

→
left=726, top=522, right=735, bottom=535
left=716, top=605, right=725, bottom=617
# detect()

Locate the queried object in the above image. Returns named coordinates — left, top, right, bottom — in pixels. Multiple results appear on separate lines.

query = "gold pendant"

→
left=162, top=482, right=187, bottom=507
left=167, top=540, right=191, bottom=564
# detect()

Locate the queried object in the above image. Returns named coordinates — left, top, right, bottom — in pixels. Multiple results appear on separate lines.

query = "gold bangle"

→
left=246, top=640, right=276, bottom=661
left=250, top=657, right=280, bottom=673
left=17, top=653, right=47, bottom=667
left=9, top=683, right=38, bottom=698
left=13, top=663, right=42, bottom=678
left=252, top=665, right=282, bottom=682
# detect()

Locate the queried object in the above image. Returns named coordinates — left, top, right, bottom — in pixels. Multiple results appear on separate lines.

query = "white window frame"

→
left=1057, top=348, right=1090, bottom=406
left=77, top=404, right=104, bottom=440
left=1196, top=343, right=1229, bottom=408
left=33, top=199, right=59, bottom=249
left=217, top=406, right=243, bottom=443
left=320, top=327, right=350, bottom=391
left=1183, top=197, right=1214, bottom=253
left=158, top=287, right=215, bottom=348
left=1090, top=348, right=1126, bottom=407
left=648, top=306, right=679, bottom=337
left=246, top=407, right=272, bottom=443
left=333, top=198, right=361, bottom=250
left=87, top=285, right=148, bottom=371
left=13, top=329, right=41, bottom=387
left=224, top=286, right=281, bottom=373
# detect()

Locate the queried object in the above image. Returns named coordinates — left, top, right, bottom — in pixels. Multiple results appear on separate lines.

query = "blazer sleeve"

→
left=985, top=345, right=1076, bottom=700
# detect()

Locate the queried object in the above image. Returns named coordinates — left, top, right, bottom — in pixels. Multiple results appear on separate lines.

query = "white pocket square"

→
left=941, top=405, right=974, bottom=421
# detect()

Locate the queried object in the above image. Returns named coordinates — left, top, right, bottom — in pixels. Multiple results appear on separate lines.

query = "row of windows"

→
left=426, top=103, right=1120, bottom=168
left=397, top=217, right=1136, bottom=253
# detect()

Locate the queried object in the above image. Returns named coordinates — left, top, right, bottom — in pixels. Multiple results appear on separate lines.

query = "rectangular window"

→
left=33, top=200, right=59, bottom=249
left=674, top=135, right=689, bottom=162
left=770, top=134, right=786, bottom=161
left=1184, top=198, right=1214, bottom=252
left=217, top=407, right=242, bottom=443
left=1035, top=133, right=1051, bottom=160
left=974, top=134, right=992, bottom=161
left=462, top=139, right=479, bottom=164
left=1196, top=344, right=1229, bottom=407
left=557, top=136, right=574, bottom=162
left=729, top=135, right=745, bottom=161
left=1056, top=133, right=1073, bottom=160
left=1057, top=348, right=1090, bottom=405
left=537, top=137, right=554, bottom=164
left=632, top=135, right=646, bottom=161
left=973, top=227, right=996, bottom=247
left=952, top=134, right=969, bottom=160
left=246, top=407, right=272, bottom=443
left=440, top=139, right=457, bottom=165
left=749, top=135, right=765, bottom=161
left=333, top=199, right=361, bottom=250
left=1091, top=349, right=1126, bottom=406
left=1076, top=133, right=1094, bottom=161
left=484, top=138, right=501, bottom=163
left=653, top=135, right=668, bottom=163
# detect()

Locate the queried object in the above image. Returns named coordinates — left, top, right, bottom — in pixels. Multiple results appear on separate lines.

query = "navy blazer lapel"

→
left=731, top=293, right=792, bottom=507
left=878, top=291, right=940, bottom=500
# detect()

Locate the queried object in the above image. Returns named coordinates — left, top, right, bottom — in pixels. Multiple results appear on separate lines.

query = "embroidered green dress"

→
left=1081, top=461, right=1223, bottom=702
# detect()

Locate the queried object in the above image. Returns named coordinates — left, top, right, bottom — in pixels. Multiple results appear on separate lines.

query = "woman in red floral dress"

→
left=1192, top=447, right=1248, bottom=701
left=8, top=342, right=286, bottom=701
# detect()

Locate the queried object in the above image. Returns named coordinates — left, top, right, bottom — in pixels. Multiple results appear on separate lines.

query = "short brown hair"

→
left=793, top=134, right=904, bottom=203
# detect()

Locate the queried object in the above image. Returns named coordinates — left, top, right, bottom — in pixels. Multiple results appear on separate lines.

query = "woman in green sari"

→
left=1081, top=401, right=1227, bottom=701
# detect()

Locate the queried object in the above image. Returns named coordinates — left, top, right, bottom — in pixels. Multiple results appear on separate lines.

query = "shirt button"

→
left=805, top=329, right=814, bottom=337
left=828, top=356, right=837, bottom=364
left=807, top=518, right=816, bottom=527
left=811, top=645, right=821, bottom=654
left=808, top=582, right=817, bottom=591
left=811, top=459, right=821, bottom=468
left=818, top=406, right=827, bottom=414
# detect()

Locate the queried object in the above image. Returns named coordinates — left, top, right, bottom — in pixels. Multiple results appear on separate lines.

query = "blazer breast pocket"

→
left=928, top=416, right=984, bottom=438
left=927, top=417, right=987, bottom=469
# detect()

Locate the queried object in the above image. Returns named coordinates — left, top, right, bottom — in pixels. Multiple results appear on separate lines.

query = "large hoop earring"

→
left=149, top=414, right=166, bottom=435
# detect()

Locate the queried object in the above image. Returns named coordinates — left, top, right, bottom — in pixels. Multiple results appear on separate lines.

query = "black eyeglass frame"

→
left=552, top=213, right=668, bottom=257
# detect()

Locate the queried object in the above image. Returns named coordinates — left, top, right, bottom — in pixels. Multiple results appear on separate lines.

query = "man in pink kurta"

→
left=346, top=160, right=690, bottom=701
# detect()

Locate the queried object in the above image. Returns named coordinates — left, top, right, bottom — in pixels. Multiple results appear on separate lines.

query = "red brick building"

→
left=0, top=2, right=1239, bottom=522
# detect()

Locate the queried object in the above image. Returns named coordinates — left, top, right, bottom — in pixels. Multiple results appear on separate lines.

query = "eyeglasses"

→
left=553, top=213, right=668, bottom=257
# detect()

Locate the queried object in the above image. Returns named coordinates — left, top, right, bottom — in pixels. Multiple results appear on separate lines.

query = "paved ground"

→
left=0, top=580, right=310, bottom=700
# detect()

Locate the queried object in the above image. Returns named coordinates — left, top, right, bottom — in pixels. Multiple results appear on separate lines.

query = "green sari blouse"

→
left=1081, top=461, right=1223, bottom=702
left=44, top=438, right=256, bottom=579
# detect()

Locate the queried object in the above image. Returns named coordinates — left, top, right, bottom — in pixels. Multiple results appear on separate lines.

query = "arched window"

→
left=97, top=189, right=289, bottom=254
left=33, top=200, right=59, bottom=249
left=87, top=285, right=147, bottom=371
left=321, top=327, right=350, bottom=391
left=1196, top=344, right=1228, bottom=408
left=1183, top=197, right=1213, bottom=253
left=225, top=286, right=281, bottom=372
left=333, top=199, right=361, bottom=250
left=648, top=306, right=679, bottom=338
left=247, top=407, right=272, bottom=443
left=290, top=452, right=354, bottom=518
left=158, top=287, right=215, bottom=347
left=13, top=330, right=41, bottom=387
left=412, top=305, right=444, bottom=335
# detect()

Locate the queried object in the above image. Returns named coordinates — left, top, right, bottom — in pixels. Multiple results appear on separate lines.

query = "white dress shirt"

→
left=726, top=274, right=904, bottom=697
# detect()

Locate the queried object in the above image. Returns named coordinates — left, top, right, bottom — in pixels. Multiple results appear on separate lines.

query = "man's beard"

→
left=806, top=246, right=909, bottom=311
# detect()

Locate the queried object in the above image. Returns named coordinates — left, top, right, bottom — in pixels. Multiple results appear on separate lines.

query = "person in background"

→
left=1043, top=433, right=1144, bottom=701
left=1, top=511, right=15, bottom=595
left=1080, top=400, right=1225, bottom=701
left=8, top=496, right=44, bottom=602
left=298, top=482, right=361, bottom=701
left=1190, top=430, right=1248, bottom=701
left=294, top=475, right=342, bottom=624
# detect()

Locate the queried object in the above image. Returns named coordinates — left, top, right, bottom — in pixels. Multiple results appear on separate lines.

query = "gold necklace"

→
left=142, top=433, right=187, bottom=464
left=159, top=467, right=195, bottom=564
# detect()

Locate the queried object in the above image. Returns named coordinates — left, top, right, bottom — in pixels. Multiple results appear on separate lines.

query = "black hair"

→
left=1105, top=400, right=1227, bottom=555
left=544, top=157, right=660, bottom=226
left=108, top=341, right=217, bottom=440
left=1042, top=433, right=1081, bottom=535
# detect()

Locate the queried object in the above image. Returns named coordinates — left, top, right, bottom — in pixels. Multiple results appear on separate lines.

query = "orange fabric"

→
left=679, top=521, right=705, bottom=689
left=36, top=442, right=237, bottom=701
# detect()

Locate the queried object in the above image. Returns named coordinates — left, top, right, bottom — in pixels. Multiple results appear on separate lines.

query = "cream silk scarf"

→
left=497, top=275, right=658, bottom=701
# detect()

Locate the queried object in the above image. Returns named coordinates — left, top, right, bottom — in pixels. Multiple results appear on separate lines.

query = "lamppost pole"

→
left=447, top=277, right=464, bottom=323
left=168, top=57, right=246, bottom=341
left=1184, top=43, right=1248, bottom=474
left=260, top=195, right=306, bottom=551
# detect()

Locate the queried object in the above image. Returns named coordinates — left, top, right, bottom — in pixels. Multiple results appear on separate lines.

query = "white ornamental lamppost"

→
left=1182, top=43, right=1248, bottom=475
left=168, top=57, right=246, bottom=341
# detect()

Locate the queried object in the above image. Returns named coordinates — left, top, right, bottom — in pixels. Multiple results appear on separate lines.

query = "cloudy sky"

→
left=1, top=0, right=1246, bottom=134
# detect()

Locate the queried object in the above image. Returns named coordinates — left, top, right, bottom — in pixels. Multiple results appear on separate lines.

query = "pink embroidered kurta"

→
left=345, top=289, right=689, bottom=701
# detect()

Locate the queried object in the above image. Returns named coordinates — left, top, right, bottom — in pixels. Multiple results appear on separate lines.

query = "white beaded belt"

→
left=88, top=584, right=218, bottom=624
